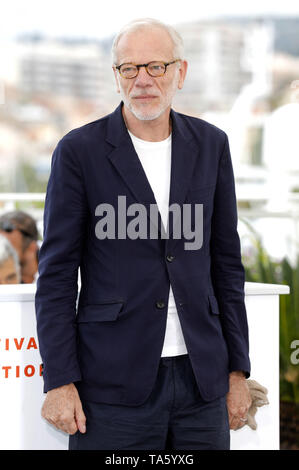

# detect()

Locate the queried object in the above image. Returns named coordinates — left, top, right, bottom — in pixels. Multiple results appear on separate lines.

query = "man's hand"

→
left=41, top=383, right=86, bottom=435
left=226, top=371, right=252, bottom=430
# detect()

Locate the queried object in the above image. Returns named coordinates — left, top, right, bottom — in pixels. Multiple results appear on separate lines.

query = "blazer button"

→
left=166, top=254, right=175, bottom=262
left=156, top=300, right=165, bottom=309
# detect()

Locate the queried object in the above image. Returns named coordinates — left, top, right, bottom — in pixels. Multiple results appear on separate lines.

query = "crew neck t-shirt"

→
left=128, top=129, right=188, bottom=357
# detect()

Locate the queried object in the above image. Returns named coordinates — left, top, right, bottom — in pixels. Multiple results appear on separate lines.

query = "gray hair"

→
left=0, top=234, right=21, bottom=282
left=111, top=18, right=184, bottom=65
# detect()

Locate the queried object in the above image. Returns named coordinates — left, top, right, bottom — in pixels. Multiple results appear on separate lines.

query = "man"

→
left=0, top=210, right=39, bottom=283
left=0, top=234, right=21, bottom=284
left=35, top=18, right=251, bottom=450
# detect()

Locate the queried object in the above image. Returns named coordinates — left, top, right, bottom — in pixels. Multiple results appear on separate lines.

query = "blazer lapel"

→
left=106, top=102, right=163, bottom=235
left=166, top=108, right=198, bottom=250
left=106, top=101, right=199, bottom=246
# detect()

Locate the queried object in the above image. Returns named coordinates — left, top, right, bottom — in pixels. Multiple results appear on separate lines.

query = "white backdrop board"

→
left=0, top=284, right=68, bottom=450
left=0, top=282, right=289, bottom=450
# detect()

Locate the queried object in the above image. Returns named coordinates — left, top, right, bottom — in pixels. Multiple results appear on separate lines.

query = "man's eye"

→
left=149, top=64, right=165, bottom=74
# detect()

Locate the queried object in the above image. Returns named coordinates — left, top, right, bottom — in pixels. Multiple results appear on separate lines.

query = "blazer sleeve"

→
left=210, top=133, right=251, bottom=378
left=35, top=136, right=88, bottom=392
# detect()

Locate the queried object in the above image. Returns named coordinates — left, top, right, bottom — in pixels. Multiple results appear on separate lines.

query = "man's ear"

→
left=178, top=60, right=188, bottom=90
left=112, top=67, right=121, bottom=94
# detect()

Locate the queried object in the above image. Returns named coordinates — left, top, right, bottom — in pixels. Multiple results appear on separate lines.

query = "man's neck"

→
left=122, top=105, right=172, bottom=142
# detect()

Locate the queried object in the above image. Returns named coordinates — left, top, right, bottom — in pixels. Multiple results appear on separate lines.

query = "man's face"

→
left=0, top=229, right=23, bottom=260
left=0, top=230, right=38, bottom=283
left=113, top=27, right=187, bottom=121
left=0, top=256, right=19, bottom=284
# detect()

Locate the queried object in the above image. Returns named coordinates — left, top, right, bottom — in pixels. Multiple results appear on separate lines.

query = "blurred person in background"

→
left=0, top=210, right=39, bottom=284
left=0, top=234, right=21, bottom=284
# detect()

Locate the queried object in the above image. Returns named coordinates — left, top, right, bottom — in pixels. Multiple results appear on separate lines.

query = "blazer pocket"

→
left=208, top=294, right=220, bottom=315
left=76, top=302, right=124, bottom=323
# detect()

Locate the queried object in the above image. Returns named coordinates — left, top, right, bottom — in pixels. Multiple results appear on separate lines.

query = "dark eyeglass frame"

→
left=114, top=59, right=181, bottom=79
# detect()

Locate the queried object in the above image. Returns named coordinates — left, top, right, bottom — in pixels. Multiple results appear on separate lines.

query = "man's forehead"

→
left=116, top=27, right=174, bottom=63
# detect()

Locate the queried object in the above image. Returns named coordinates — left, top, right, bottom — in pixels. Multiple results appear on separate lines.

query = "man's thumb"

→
left=75, top=399, right=86, bottom=433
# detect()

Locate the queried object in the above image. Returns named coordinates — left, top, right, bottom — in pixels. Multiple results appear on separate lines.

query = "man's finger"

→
left=75, top=400, right=86, bottom=434
left=46, top=416, right=76, bottom=434
left=230, top=415, right=244, bottom=430
left=56, top=417, right=78, bottom=435
left=239, top=416, right=247, bottom=423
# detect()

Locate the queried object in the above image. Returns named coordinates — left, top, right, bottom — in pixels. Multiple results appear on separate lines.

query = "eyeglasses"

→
left=114, top=59, right=181, bottom=79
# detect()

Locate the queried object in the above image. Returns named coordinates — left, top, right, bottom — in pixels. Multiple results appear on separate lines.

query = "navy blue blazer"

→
left=35, top=101, right=250, bottom=405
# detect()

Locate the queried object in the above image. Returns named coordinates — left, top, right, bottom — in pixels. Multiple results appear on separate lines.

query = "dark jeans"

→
left=69, top=354, right=230, bottom=450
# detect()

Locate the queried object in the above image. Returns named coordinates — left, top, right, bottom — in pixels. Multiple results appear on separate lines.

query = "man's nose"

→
left=134, top=66, right=154, bottom=86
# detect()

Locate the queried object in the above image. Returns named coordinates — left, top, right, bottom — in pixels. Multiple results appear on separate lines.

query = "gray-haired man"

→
left=36, top=18, right=251, bottom=450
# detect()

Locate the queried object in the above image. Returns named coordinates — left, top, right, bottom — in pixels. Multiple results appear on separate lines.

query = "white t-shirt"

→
left=128, top=129, right=188, bottom=357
